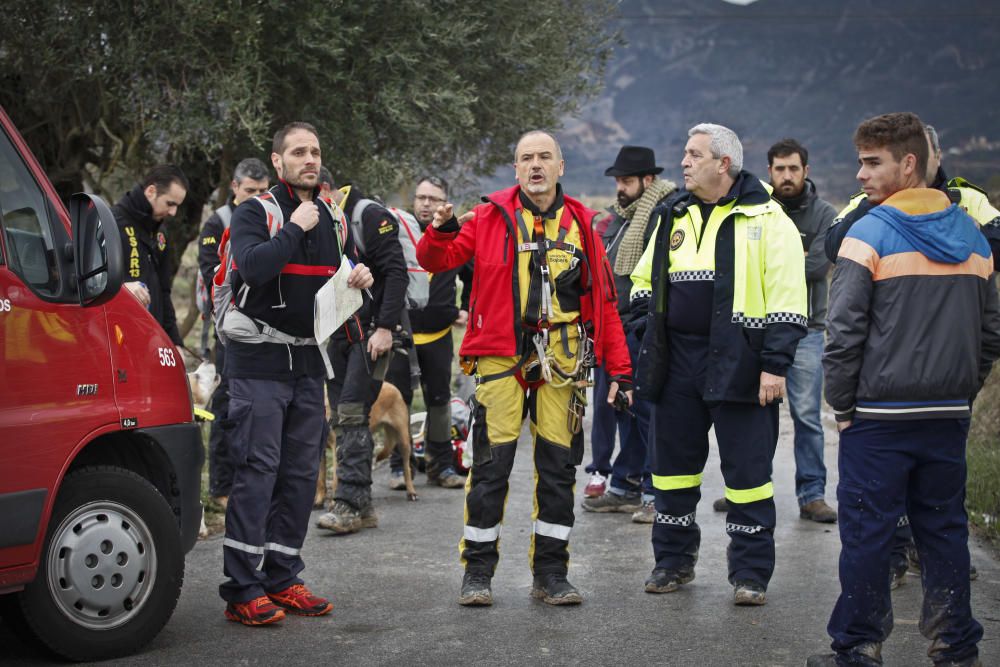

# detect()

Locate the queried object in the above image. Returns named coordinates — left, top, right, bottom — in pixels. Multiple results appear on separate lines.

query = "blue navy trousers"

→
left=828, top=418, right=981, bottom=665
left=650, top=332, right=778, bottom=587
left=589, top=328, right=653, bottom=496
left=219, top=375, right=326, bottom=603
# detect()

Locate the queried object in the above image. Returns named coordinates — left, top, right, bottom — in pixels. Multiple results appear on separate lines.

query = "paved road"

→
left=3, top=402, right=999, bottom=666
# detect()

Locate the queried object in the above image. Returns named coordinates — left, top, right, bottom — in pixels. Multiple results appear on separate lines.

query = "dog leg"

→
left=400, top=431, right=418, bottom=502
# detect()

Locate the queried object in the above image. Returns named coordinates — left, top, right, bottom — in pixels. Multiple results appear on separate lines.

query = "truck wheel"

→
left=18, top=466, right=184, bottom=661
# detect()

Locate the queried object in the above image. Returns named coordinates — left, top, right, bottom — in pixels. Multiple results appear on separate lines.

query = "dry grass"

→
left=968, top=366, right=1000, bottom=547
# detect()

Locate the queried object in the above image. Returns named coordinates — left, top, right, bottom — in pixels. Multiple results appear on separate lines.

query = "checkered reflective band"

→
left=726, top=522, right=765, bottom=535
left=656, top=511, right=695, bottom=527
left=631, top=289, right=651, bottom=301
left=897, top=515, right=910, bottom=528
left=668, top=270, right=715, bottom=282
left=731, top=311, right=808, bottom=329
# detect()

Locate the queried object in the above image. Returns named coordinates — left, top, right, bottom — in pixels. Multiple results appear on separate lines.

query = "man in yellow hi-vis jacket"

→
left=629, top=123, right=807, bottom=606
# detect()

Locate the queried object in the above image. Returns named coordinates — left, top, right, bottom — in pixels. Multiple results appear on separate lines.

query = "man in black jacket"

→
left=114, top=164, right=188, bottom=345
left=766, top=139, right=837, bottom=523
left=386, top=175, right=472, bottom=490
left=315, top=177, right=409, bottom=534
left=581, top=146, right=675, bottom=523
left=197, top=157, right=270, bottom=508
left=219, top=122, right=373, bottom=626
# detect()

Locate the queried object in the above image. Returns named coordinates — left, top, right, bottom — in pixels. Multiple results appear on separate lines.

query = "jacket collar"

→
left=276, top=178, right=320, bottom=205
left=673, top=170, right=772, bottom=212
left=118, top=185, right=158, bottom=233
left=517, top=183, right=565, bottom=219
left=774, top=178, right=818, bottom=212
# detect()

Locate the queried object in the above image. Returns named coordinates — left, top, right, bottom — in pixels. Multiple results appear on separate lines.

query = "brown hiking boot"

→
left=799, top=499, right=837, bottom=524
left=428, top=466, right=465, bottom=489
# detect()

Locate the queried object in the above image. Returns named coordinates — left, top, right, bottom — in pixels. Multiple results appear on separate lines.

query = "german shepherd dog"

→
left=314, top=381, right=417, bottom=506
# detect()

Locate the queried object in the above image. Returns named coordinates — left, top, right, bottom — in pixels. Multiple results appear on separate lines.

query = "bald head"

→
left=514, top=131, right=562, bottom=162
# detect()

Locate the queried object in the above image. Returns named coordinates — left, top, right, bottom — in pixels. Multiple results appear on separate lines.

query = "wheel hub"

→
left=46, top=501, right=157, bottom=630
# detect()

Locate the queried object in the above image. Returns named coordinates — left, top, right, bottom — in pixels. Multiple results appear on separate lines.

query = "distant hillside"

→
left=481, top=0, right=1000, bottom=207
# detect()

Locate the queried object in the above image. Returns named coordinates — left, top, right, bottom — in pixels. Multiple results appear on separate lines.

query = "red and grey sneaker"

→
left=584, top=472, right=608, bottom=498
left=268, top=584, right=333, bottom=616
left=224, top=595, right=286, bottom=626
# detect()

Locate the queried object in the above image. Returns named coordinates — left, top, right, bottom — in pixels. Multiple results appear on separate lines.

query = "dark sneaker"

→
left=458, top=572, right=493, bottom=606
left=359, top=503, right=378, bottom=529
left=806, top=643, right=882, bottom=666
left=733, top=580, right=767, bottom=606
left=889, top=558, right=909, bottom=590
left=644, top=567, right=695, bottom=593
left=712, top=497, right=729, bottom=512
left=224, top=595, right=286, bottom=626
left=316, top=499, right=362, bottom=534
left=388, top=470, right=406, bottom=490
left=429, top=466, right=465, bottom=489
left=800, top=499, right=838, bottom=524
left=581, top=491, right=641, bottom=513
left=530, top=573, right=583, bottom=605
left=631, top=498, right=655, bottom=524
left=267, top=584, right=332, bottom=616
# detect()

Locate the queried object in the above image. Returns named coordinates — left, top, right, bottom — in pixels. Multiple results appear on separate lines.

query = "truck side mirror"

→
left=70, top=193, right=123, bottom=307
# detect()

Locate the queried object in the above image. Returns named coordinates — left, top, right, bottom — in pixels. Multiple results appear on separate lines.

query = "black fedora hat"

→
left=604, top=145, right=663, bottom=177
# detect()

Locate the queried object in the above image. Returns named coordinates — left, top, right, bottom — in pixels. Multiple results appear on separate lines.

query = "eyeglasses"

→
left=415, top=195, right=446, bottom=204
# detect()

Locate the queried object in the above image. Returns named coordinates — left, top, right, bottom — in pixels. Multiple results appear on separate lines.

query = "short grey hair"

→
left=514, top=130, right=562, bottom=161
left=688, top=123, right=742, bottom=178
left=925, top=124, right=941, bottom=155
left=233, top=157, right=269, bottom=184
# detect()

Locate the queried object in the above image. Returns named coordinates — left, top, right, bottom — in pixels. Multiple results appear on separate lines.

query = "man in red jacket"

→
left=417, top=130, right=633, bottom=607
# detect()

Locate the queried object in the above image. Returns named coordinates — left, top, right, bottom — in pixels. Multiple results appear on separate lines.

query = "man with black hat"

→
left=582, top=146, right=676, bottom=524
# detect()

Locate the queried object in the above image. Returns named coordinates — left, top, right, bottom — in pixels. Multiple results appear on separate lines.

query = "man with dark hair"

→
left=417, top=130, right=632, bottom=606
left=808, top=111, right=1000, bottom=667
left=714, top=138, right=837, bottom=523
left=218, top=122, right=374, bottom=626
left=114, top=164, right=188, bottom=344
left=825, top=120, right=1000, bottom=266
left=386, top=175, right=473, bottom=490
left=197, top=157, right=270, bottom=509
left=822, top=120, right=1000, bottom=588
left=314, top=172, right=409, bottom=534
left=582, top=146, right=676, bottom=523
left=630, top=123, right=807, bottom=606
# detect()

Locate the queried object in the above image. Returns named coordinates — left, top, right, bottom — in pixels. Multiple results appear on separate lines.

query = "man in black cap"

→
left=582, top=146, right=676, bottom=523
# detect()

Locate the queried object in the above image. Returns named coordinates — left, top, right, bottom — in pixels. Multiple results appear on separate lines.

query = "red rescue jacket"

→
left=416, top=185, right=632, bottom=385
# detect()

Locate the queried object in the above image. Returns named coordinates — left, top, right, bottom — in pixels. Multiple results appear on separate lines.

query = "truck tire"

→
left=17, top=466, right=184, bottom=661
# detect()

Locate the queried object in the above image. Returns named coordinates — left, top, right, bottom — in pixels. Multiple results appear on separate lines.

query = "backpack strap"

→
left=317, top=197, right=349, bottom=257
left=350, top=198, right=377, bottom=256
left=215, top=204, right=233, bottom=230
left=253, top=194, right=285, bottom=237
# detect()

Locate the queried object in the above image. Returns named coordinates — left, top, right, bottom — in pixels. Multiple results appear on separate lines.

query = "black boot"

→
left=458, top=572, right=492, bottom=606
left=531, top=573, right=582, bottom=605
left=644, top=567, right=695, bottom=594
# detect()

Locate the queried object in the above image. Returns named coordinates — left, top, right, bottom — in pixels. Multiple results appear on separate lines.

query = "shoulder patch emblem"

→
left=670, top=229, right=685, bottom=251
left=156, top=231, right=167, bottom=251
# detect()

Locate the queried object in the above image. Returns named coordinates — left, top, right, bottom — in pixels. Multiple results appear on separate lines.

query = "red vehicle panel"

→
left=0, top=105, right=203, bottom=660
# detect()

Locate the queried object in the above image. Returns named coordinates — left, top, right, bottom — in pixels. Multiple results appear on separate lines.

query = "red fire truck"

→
left=0, top=106, right=202, bottom=660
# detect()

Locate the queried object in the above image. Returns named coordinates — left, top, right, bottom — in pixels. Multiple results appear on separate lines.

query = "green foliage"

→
left=0, top=0, right=619, bottom=276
